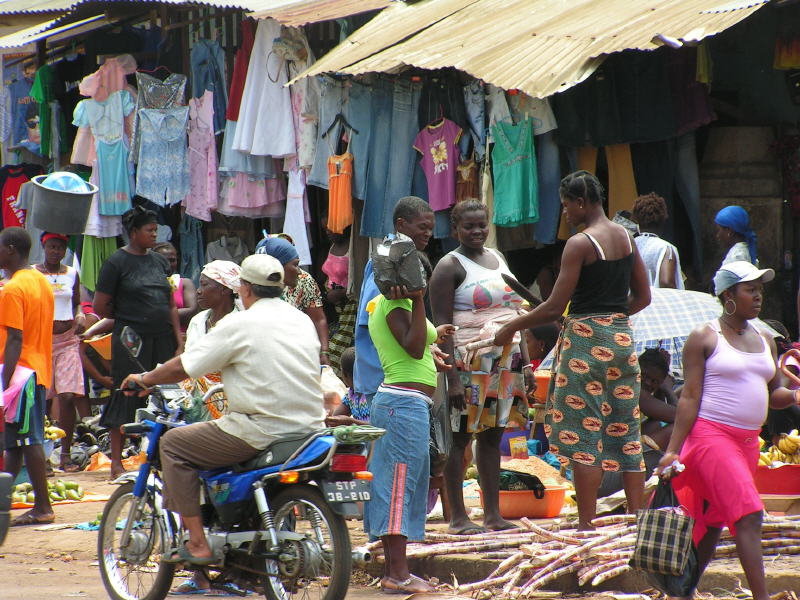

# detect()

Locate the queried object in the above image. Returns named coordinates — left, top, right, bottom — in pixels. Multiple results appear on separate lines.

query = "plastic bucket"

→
left=84, top=333, right=112, bottom=360
left=479, top=486, right=567, bottom=518
left=30, top=174, right=97, bottom=235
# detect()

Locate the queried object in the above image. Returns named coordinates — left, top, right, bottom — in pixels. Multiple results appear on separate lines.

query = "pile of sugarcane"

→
left=360, top=514, right=800, bottom=598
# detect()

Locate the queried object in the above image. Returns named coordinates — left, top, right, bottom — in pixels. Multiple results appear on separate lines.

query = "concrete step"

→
left=700, top=177, right=782, bottom=197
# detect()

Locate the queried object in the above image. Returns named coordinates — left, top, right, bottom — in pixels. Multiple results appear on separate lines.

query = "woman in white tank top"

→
left=430, top=200, right=528, bottom=535
left=35, top=233, right=88, bottom=473
left=657, top=261, right=799, bottom=600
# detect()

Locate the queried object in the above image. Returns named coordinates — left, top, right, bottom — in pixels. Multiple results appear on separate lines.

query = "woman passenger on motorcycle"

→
left=366, top=207, right=455, bottom=594
left=122, top=254, right=326, bottom=566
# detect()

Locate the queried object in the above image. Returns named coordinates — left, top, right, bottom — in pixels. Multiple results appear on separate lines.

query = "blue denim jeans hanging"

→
left=190, top=39, right=227, bottom=134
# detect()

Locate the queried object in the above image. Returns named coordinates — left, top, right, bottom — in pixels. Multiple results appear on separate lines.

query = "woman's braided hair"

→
left=450, top=199, right=487, bottom=228
left=559, top=170, right=605, bottom=204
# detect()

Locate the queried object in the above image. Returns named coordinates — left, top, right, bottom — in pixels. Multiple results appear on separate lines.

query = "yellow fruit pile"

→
left=11, top=479, right=85, bottom=504
left=760, top=430, right=800, bottom=465
left=43, top=416, right=66, bottom=441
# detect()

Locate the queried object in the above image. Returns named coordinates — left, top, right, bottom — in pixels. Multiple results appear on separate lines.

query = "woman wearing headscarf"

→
left=715, top=205, right=758, bottom=267
left=93, top=206, right=182, bottom=478
left=256, top=235, right=330, bottom=364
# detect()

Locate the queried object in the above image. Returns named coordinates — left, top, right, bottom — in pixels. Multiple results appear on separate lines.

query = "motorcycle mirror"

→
left=121, top=326, right=143, bottom=359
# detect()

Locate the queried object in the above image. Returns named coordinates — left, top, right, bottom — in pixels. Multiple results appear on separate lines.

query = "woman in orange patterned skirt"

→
left=495, top=171, right=651, bottom=529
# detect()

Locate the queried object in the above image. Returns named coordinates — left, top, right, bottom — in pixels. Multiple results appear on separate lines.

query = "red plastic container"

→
left=479, top=486, right=567, bottom=519
left=754, top=464, right=800, bottom=495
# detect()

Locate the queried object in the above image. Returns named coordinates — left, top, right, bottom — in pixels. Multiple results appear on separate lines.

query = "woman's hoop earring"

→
left=724, top=299, right=737, bottom=315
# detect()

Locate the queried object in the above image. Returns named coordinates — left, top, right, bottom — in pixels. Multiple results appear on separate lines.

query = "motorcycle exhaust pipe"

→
left=352, top=547, right=372, bottom=566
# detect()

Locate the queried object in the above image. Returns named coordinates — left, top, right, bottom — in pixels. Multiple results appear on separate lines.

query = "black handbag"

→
left=429, top=373, right=452, bottom=477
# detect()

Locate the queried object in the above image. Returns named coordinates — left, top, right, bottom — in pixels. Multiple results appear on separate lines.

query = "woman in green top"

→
left=366, top=255, right=454, bottom=594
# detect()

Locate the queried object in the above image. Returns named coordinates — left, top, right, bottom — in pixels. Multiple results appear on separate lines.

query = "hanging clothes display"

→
left=283, top=169, right=313, bottom=266
left=232, top=18, right=295, bottom=157
left=183, top=90, right=218, bottom=222
left=9, top=70, right=36, bottom=150
left=282, top=26, right=319, bottom=172
left=30, top=64, right=66, bottom=158
left=190, top=39, right=227, bottom=134
left=130, top=71, right=187, bottom=161
left=206, top=234, right=248, bottom=264
left=455, top=157, right=479, bottom=202
left=81, top=235, right=119, bottom=292
left=0, top=163, right=42, bottom=228
left=73, top=90, right=135, bottom=215
left=217, top=174, right=285, bottom=218
left=327, top=144, right=353, bottom=234
left=136, top=106, right=190, bottom=205
left=79, top=54, right=137, bottom=102
left=491, top=118, right=539, bottom=227
left=84, top=157, right=123, bottom=238
left=179, top=215, right=205, bottom=285
left=413, top=118, right=462, bottom=211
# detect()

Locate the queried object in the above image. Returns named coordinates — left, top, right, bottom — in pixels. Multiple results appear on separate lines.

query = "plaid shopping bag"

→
left=630, top=479, right=694, bottom=576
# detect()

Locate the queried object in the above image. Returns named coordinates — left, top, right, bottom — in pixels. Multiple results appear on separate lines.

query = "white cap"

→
left=713, top=261, right=775, bottom=296
left=239, top=254, right=284, bottom=288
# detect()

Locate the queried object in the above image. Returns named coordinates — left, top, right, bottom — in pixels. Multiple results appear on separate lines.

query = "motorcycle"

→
left=98, top=327, right=383, bottom=600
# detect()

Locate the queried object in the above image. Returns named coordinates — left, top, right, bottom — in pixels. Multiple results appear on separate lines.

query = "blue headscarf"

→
left=255, top=236, right=299, bottom=265
left=714, top=205, right=757, bottom=264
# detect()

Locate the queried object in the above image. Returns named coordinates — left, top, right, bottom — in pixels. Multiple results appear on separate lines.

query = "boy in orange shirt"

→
left=0, top=227, right=55, bottom=526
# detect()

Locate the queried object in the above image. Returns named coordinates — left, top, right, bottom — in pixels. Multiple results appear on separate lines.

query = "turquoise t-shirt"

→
left=367, top=296, right=437, bottom=388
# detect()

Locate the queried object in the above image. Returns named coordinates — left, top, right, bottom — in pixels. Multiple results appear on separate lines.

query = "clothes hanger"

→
left=426, top=104, right=445, bottom=128
left=137, top=65, right=173, bottom=75
left=321, top=113, right=359, bottom=138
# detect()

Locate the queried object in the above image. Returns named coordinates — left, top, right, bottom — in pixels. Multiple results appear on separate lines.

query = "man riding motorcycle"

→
left=121, top=254, right=326, bottom=565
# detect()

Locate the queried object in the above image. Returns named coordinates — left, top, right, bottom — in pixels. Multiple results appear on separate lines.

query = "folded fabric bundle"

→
left=1, top=365, right=37, bottom=434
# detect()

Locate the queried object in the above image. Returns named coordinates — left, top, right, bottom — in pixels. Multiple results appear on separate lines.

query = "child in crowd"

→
left=525, top=322, right=560, bottom=369
left=326, top=347, right=370, bottom=426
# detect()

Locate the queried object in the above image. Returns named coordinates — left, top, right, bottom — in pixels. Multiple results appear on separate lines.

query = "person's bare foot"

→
left=185, top=539, right=213, bottom=559
left=484, top=516, right=517, bottom=531
left=110, top=463, right=126, bottom=480
left=380, top=575, right=434, bottom=594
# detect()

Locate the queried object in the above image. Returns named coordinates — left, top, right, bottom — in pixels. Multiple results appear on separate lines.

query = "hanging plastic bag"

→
left=371, top=233, right=427, bottom=297
left=429, top=373, right=452, bottom=477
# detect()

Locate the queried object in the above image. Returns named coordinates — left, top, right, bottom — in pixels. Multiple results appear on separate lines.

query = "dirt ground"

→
left=0, top=471, right=796, bottom=600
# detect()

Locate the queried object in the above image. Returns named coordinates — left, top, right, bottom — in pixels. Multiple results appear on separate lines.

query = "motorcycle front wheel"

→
left=262, top=485, right=351, bottom=600
left=98, top=482, right=175, bottom=600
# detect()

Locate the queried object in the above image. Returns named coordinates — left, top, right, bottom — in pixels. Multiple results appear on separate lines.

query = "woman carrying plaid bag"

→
left=657, top=261, right=800, bottom=600
left=495, top=171, right=651, bottom=530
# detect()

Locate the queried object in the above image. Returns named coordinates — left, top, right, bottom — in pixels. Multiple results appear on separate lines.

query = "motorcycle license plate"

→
left=322, top=479, right=371, bottom=503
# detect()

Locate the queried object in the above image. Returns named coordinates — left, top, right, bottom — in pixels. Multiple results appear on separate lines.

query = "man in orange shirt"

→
left=1, top=227, right=55, bottom=526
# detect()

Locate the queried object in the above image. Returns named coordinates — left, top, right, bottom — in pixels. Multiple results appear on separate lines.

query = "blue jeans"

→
left=361, top=79, right=422, bottom=238
left=674, top=131, right=702, bottom=272
left=346, top=81, right=373, bottom=200
left=532, top=130, right=561, bottom=245
left=190, top=39, right=227, bottom=134
left=463, top=80, right=486, bottom=160
left=179, top=216, right=205, bottom=286
left=365, top=387, right=430, bottom=541
left=361, top=79, right=394, bottom=238
left=308, top=76, right=344, bottom=190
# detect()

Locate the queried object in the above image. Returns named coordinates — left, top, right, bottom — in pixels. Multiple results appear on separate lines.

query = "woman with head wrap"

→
left=256, top=235, right=330, bottom=365
left=171, top=259, right=242, bottom=595
left=715, top=205, right=758, bottom=267
left=93, top=206, right=182, bottom=478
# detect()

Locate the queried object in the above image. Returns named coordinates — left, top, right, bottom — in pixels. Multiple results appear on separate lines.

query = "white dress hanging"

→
left=232, top=18, right=296, bottom=157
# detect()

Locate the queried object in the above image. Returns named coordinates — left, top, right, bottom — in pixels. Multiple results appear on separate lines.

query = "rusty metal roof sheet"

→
left=0, top=0, right=255, bottom=15
left=246, top=0, right=391, bottom=25
left=0, top=13, right=105, bottom=48
left=296, top=0, right=768, bottom=98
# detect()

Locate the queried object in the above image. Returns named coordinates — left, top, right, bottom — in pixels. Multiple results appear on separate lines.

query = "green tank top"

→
left=490, top=118, right=539, bottom=227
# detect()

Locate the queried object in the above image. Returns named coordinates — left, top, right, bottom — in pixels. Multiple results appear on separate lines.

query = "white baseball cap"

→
left=713, top=261, right=775, bottom=296
left=239, top=254, right=284, bottom=288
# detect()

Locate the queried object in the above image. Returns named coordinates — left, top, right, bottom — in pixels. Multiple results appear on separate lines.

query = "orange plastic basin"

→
left=479, top=486, right=566, bottom=519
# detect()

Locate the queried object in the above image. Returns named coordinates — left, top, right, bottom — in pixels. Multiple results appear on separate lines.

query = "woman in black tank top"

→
left=494, top=171, right=651, bottom=530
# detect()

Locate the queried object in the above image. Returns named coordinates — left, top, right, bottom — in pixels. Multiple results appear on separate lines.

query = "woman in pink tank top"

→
left=657, top=261, right=800, bottom=600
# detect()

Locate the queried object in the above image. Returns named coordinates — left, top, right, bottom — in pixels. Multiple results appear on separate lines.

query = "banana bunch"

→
left=43, top=416, right=66, bottom=441
left=759, top=430, right=800, bottom=465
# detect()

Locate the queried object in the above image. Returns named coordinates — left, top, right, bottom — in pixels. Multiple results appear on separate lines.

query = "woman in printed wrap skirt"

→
left=495, top=171, right=651, bottom=529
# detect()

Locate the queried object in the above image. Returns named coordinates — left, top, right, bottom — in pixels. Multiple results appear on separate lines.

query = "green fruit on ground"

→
left=64, top=481, right=79, bottom=491
left=55, top=482, right=66, bottom=494
left=65, top=489, right=81, bottom=501
left=25, top=492, right=35, bottom=503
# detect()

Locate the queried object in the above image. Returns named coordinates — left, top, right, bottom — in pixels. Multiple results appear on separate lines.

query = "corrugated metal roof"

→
left=296, top=0, right=768, bottom=98
left=247, top=0, right=391, bottom=26
left=0, top=13, right=105, bottom=47
left=0, top=0, right=254, bottom=15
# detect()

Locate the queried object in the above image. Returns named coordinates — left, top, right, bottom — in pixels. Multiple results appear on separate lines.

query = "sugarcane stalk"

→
left=591, top=563, right=631, bottom=586
left=456, top=571, right=516, bottom=594
left=502, top=560, right=535, bottom=595
left=523, top=561, right=582, bottom=596
left=486, top=551, right=525, bottom=579
left=578, top=558, right=626, bottom=586
left=590, top=514, right=637, bottom=527
left=520, top=518, right=583, bottom=544
left=425, top=528, right=530, bottom=542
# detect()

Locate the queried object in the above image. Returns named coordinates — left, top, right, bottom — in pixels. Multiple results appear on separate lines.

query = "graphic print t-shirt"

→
left=413, top=118, right=462, bottom=211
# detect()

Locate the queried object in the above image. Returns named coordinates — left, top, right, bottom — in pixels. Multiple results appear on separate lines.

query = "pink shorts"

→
left=48, top=329, right=84, bottom=398
left=673, top=417, right=763, bottom=544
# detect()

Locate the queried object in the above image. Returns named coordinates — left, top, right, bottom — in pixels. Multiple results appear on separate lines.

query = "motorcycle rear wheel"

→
left=262, top=485, right=351, bottom=600
left=98, top=482, right=175, bottom=600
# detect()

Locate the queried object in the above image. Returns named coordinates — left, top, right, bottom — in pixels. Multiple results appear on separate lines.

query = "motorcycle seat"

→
left=233, top=433, right=313, bottom=473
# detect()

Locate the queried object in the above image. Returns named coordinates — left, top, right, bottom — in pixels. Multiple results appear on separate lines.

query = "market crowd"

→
left=1, top=177, right=799, bottom=599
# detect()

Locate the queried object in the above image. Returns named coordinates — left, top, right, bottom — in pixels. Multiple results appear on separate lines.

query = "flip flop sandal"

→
left=380, top=576, right=434, bottom=595
left=206, top=582, right=254, bottom=596
left=168, top=580, right=208, bottom=595
left=161, top=545, right=216, bottom=566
